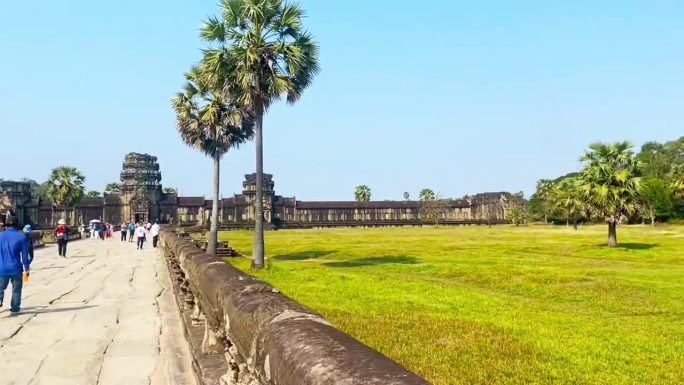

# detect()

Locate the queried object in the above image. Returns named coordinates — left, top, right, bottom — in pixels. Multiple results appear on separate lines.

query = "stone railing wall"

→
left=39, top=230, right=82, bottom=244
left=160, top=230, right=432, bottom=385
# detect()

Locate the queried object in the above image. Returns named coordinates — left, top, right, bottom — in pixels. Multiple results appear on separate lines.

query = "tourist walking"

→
left=55, top=219, right=69, bottom=257
left=151, top=222, right=160, bottom=248
left=0, top=214, right=30, bottom=314
left=120, top=222, right=128, bottom=242
left=23, top=225, right=34, bottom=264
left=136, top=223, right=146, bottom=250
left=128, top=222, right=135, bottom=243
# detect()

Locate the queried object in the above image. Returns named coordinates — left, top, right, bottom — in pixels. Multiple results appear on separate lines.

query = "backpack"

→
left=56, top=225, right=66, bottom=240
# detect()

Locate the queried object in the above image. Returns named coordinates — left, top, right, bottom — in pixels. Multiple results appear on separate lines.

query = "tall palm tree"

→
left=104, top=183, right=121, bottom=195
left=46, top=166, right=85, bottom=226
left=354, top=185, right=371, bottom=202
left=535, top=179, right=554, bottom=223
left=198, top=0, right=320, bottom=268
left=578, top=142, right=641, bottom=247
left=172, top=67, right=253, bottom=255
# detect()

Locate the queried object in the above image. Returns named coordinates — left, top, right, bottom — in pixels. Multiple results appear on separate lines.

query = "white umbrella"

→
left=89, top=219, right=102, bottom=223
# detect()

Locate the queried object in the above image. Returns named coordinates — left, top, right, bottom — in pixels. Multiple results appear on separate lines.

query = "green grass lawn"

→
left=218, top=225, right=684, bottom=385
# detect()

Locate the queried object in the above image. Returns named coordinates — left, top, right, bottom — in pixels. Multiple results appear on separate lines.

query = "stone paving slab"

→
left=0, top=237, right=197, bottom=385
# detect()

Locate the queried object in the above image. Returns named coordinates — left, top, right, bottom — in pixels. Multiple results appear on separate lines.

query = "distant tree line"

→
left=528, top=136, right=684, bottom=246
left=353, top=185, right=453, bottom=225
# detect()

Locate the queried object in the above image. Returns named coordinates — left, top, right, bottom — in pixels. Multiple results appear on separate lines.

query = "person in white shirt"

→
left=151, top=222, right=160, bottom=248
left=120, top=222, right=128, bottom=242
left=135, top=223, right=146, bottom=250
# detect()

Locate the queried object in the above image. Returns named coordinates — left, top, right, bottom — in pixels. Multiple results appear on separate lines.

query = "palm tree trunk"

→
left=207, top=156, right=220, bottom=255
left=543, top=204, right=548, bottom=224
left=63, top=206, right=68, bottom=225
left=608, top=221, right=617, bottom=247
left=573, top=217, right=578, bottom=231
left=649, top=207, right=655, bottom=227
left=252, top=105, right=265, bottom=268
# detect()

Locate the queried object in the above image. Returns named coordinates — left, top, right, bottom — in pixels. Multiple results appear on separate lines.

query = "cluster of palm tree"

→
left=172, top=0, right=319, bottom=266
left=535, top=141, right=643, bottom=247
left=547, top=178, right=585, bottom=229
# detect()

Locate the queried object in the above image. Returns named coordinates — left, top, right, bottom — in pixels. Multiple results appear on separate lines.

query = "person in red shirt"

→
left=55, top=219, right=69, bottom=257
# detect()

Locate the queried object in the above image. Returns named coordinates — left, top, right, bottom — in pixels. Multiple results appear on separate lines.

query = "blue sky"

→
left=1, top=0, right=682, bottom=200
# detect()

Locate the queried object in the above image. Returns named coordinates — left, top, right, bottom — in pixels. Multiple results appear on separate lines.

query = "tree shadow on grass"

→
left=617, top=243, right=657, bottom=250
left=272, top=250, right=338, bottom=261
left=323, top=256, right=420, bottom=268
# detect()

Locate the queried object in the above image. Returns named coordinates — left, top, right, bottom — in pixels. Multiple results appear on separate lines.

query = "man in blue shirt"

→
left=0, top=214, right=30, bottom=314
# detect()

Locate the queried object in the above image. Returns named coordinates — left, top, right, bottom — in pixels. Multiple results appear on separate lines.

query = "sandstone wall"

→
left=160, top=231, right=432, bottom=385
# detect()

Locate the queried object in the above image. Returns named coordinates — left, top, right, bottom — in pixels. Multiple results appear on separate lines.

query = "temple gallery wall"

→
left=1, top=153, right=521, bottom=229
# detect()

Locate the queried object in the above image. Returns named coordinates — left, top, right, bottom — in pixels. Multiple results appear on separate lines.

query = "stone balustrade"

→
left=160, top=230, right=432, bottom=385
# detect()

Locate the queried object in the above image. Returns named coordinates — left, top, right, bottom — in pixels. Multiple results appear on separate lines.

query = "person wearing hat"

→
left=23, top=225, right=35, bottom=264
left=0, top=213, right=30, bottom=314
left=55, top=219, right=69, bottom=257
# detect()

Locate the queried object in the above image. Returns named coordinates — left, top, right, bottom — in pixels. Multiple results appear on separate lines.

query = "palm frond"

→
left=198, top=0, right=319, bottom=113
left=172, top=66, right=254, bottom=159
left=200, top=15, right=227, bottom=43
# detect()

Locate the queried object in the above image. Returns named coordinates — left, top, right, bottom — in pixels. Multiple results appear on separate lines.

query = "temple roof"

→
left=177, top=197, right=205, bottom=206
left=296, top=201, right=421, bottom=209
left=243, top=173, right=273, bottom=183
left=75, top=197, right=105, bottom=207
left=104, top=194, right=121, bottom=204
left=221, top=195, right=248, bottom=207
left=159, top=193, right=177, bottom=205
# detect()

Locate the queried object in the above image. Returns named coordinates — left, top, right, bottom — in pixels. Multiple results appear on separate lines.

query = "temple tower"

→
left=120, top=153, right=162, bottom=223
left=242, top=173, right=275, bottom=222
